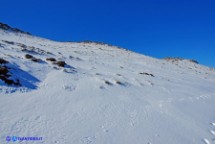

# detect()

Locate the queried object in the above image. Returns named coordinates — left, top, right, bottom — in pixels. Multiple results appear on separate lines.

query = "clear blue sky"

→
left=1, top=0, right=214, bottom=67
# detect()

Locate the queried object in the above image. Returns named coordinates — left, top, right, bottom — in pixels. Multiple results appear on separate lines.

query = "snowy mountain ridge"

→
left=0, top=23, right=215, bottom=144
left=0, top=22, right=31, bottom=35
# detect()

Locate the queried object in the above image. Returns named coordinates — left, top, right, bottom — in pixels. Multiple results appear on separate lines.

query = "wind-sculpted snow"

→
left=0, top=27, right=215, bottom=144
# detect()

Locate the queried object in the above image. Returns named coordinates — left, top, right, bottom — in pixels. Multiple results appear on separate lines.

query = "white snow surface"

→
left=0, top=29, right=215, bottom=144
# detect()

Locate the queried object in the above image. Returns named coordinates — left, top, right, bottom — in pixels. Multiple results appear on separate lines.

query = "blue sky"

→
left=1, top=0, right=215, bottom=67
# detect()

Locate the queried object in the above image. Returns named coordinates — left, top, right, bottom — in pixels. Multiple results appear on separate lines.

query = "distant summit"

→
left=0, top=22, right=31, bottom=35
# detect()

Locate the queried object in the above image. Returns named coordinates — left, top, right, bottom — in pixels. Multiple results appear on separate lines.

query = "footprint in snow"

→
left=82, top=136, right=96, bottom=144
left=99, top=86, right=106, bottom=90
left=63, top=85, right=76, bottom=91
left=203, top=138, right=211, bottom=144
left=209, top=122, right=215, bottom=142
left=210, top=130, right=215, bottom=136
left=101, top=125, right=109, bottom=133
left=202, top=121, right=215, bottom=144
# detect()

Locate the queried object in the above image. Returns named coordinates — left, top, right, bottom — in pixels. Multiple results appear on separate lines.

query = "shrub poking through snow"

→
left=46, top=58, right=67, bottom=68
left=189, top=59, right=199, bottom=64
left=80, top=40, right=113, bottom=47
left=31, top=58, right=41, bottom=62
left=139, top=72, right=155, bottom=77
left=0, top=75, right=21, bottom=86
left=115, top=80, right=127, bottom=86
left=0, top=64, right=21, bottom=86
left=0, top=22, right=31, bottom=35
left=164, top=57, right=199, bottom=64
left=24, top=54, right=41, bottom=62
left=164, top=57, right=182, bottom=61
left=25, top=54, right=34, bottom=59
left=105, top=80, right=113, bottom=86
left=2, top=40, right=15, bottom=45
left=46, top=58, right=56, bottom=62
left=0, top=58, right=8, bottom=64
left=53, top=61, right=66, bottom=67
left=0, top=67, right=10, bottom=76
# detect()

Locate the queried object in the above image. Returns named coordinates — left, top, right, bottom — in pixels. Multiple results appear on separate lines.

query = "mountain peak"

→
left=0, top=22, right=31, bottom=35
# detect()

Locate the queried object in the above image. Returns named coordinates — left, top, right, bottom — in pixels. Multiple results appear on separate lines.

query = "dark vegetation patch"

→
left=0, top=58, right=8, bottom=64
left=139, top=72, right=155, bottom=77
left=0, top=59, right=21, bottom=86
left=25, top=46, right=52, bottom=55
left=104, top=80, right=127, bottom=87
left=115, top=80, right=127, bottom=86
left=0, top=58, right=39, bottom=89
left=2, top=40, right=52, bottom=55
left=105, top=80, right=113, bottom=86
left=210, top=68, right=215, bottom=71
left=53, top=66, right=60, bottom=70
left=46, top=58, right=56, bottom=62
left=80, top=40, right=113, bottom=47
left=75, top=57, right=82, bottom=61
left=63, top=68, right=77, bottom=74
left=21, top=48, right=39, bottom=55
left=53, top=61, right=66, bottom=67
left=46, top=58, right=69, bottom=68
left=17, top=43, right=27, bottom=49
left=79, top=40, right=124, bottom=50
left=69, top=56, right=82, bottom=61
left=164, top=57, right=199, bottom=64
left=69, top=56, right=74, bottom=59
left=21, top=45, right=52, bottom=55
left=31, top=58, right=41, bottom=62
left=2, top=40, right=15, bottom=45
left=25, top=54, right=41, bottom=63
left=188, top=59, right=199, bottom=64
left=25, top=54, right=34, bottom=59
left=0, top=75, right=21, bottom=86
left=0, top=67, right=10, bottom=77
left=0, top=22, right=31, bottom=35
left=164, top=57, right=182, bottom=60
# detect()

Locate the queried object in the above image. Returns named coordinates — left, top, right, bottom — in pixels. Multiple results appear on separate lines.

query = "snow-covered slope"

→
left=0, top=25, right=215, bottom=144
